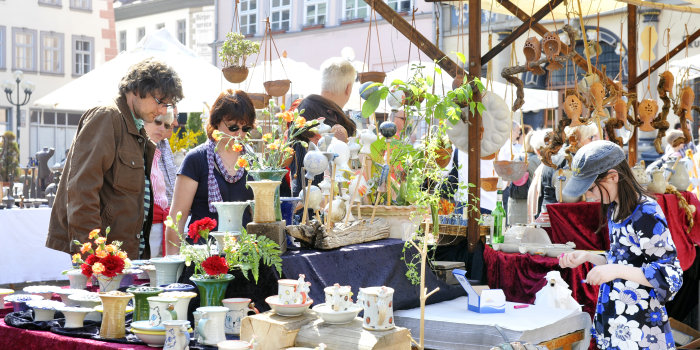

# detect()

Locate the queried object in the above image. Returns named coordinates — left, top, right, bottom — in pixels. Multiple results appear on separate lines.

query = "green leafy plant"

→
left=218, top=32, right=261, bottom=68
left=0, top=131, right=20, bottom=182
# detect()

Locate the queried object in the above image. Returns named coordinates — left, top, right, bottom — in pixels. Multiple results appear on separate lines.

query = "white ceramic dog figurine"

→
left=534, top=271, right=581, bottom=311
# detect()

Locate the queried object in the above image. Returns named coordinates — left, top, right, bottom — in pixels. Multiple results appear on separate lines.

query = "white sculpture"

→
left=534, top=271, right=581, bottom=311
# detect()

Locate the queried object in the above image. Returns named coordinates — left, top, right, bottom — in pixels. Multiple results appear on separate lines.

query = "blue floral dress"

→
left=593, top=198, right=683, bottom=349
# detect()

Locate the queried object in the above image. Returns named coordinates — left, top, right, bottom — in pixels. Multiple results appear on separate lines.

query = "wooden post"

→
left=467, top=0, right=482, bottom=253
left=628, top=4, right=638, bottom=166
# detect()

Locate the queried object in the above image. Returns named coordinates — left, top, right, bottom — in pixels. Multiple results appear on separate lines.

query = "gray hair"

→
left=320, top=57, right=356, bottom=95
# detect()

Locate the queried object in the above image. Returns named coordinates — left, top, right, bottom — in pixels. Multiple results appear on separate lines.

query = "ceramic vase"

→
left=150, top=256, right=186, bottom=286
left=159, top=291, right=197, bottom=321
left=222, top=298, right=259, bottom=335
left=163, top=320, right=191, bottom=350
left=280, top=197, right=302, bottom=225
left=127, top=286, right=165, bottom=322
left=68, top=292, right=102, bottom=322
left=96, top=273, right=125, bottom=293
left=58, top=306, right=93, bottom=328
left=190, top=274, right=234, bottom=307
left=66, top=269, right=88, bottom=290
left=212, top=201, right=249, bottom=234
left=196, top=306, right=229, bottom=346
left=247, top=180, right=282, bottom=223
left=248, top=169, right=287, bottom=222
left=98, top=291, right=134, bottom=339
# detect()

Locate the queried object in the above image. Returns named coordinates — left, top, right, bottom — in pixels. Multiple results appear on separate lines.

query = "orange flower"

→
left=80, top=242, right=92, bottom=254
left=95, top=248, right=109, bottom=258
left=72, top=253, right=82, bottom=264
left=92, top=262, right=105, bottom=275
left=212, top=130, right=223, bottom=142
left=236, top=158, right=248, bottom=168
left=283, top=111, right=295, bottom=123
left=262, top=133, right=273, bottom=142
left=284, top=146, right=295, bottom=155
left=95, top=237, right=106, bottom=245
left=105, top=244, right=117, bottom=254
left=267, top=143, right=279, bottom=151
left=88, top=229, right=100, bottom=239
left=232, top=143, right=243, bottom=152
left=117, top=251, right=128, bottom=260
left=294, top=116, right=306, bottom=128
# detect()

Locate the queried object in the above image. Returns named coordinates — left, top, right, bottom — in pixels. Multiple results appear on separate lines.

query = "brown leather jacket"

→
left=46, top=95, right=155, bottom=259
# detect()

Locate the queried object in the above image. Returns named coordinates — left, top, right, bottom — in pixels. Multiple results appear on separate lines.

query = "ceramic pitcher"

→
left=163, top=320, right=191, bottom=350
left=357, top=286, right=395, bottom=331
left=147, top=296, right=178, bottom=327
left=647, top=168, right=669, bottom=194
left=222, top=298, right=259, bottom=335
left=665, top=156, right=691, bottom=191
left=196, top=306, right=228, bottom=346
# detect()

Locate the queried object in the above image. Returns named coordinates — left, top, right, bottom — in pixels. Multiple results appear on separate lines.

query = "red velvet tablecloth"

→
left=0, top=319, right=152, bottom=350
left=547, top=192, right=700, bottom=271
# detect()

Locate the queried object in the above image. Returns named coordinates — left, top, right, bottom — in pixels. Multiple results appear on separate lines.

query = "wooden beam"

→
left=628, top=5, right=638, bottom=165
left=467, top=0, right=482, bottom=253
left=496, top=0, right=617, bottom=88
left=363, top=0, right=466, bottom=77
left=481, top=0, right=565, bottom=64
left=630, top=26, right=700, bottom=87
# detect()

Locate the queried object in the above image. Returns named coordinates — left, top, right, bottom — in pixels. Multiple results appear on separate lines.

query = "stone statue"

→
left=35, top=147, right=55, bottom=197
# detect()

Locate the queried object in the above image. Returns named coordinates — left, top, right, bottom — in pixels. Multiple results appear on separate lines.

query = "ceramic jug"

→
left=196, top=306, right=228, bottom=346
left=147, top=296, right=178, bottom=327
left=163, top=320, right=191, bottom=350
left=665, top=156, right=691, bottom=191
left=222, top=298, right=259, bottom=335
left=647, top=168, right=668, bottom=194
left=357, top=286, right=395, bottom=331
left=159, top=291, right=197, bottom=322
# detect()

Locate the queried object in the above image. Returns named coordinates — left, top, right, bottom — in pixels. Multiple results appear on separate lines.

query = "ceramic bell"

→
left=359, top=128, right=377, bottom=155
left=523, top=37, right=545, bottom=75
left=564, top=95, right=583, bottom=126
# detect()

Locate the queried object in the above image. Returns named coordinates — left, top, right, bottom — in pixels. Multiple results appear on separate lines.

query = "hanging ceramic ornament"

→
left=360, top=82, right=380, bottom=100
left=446, top=91, right=510, bottom=158
left=387, top=88, right=405, bottom=109
left=542, top=32, right=563, bottom=70
left=564, top=95, right=583, bottom=127
left=660, top=71, right=674, bottom=95
left=638, top=99, right=659, bottom=132
left=640, top=26, right=658, bottom=62
left=523, top=37, right=545, bottom=75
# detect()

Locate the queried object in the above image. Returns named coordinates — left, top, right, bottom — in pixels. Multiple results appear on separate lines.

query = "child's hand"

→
left=558, top=251, right=589, bottom=268
left=585, top=265, right=618, bottom=285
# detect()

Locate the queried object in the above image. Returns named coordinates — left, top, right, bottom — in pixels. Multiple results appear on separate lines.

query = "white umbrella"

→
left=34, top=29, right=237, bottom=113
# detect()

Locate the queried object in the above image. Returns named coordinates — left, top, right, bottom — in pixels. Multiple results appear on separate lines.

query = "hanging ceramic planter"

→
left=263, top=79, right=291, bottom=97
left=358, top=71, right=386, bottom=84
left=222, top=66, right=249, bottom=84
left=248, top=93, right=271, bottom=109
left=493, top=160, right=528, bottom=182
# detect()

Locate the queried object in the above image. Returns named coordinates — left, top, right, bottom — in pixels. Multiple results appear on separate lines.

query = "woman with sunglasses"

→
left=144, top=110, right=176, bottom=257
left=165, top=90, right=255, bottom=254
left=559, top=140, right=682, bottom=349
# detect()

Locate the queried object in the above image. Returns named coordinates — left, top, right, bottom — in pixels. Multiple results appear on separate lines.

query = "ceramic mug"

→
left=196, top=306, right=228, bottom=346
left=163, top=320, right=190, bottom=350
left=357, top=286, right=395, bottom=331
left=278, top=274, right=311, bottom=305
left=324, top=284, right=353, bottom=312
left=222, top=298, right=259, bottom=335
left=147, top=296, right=178, bottom=327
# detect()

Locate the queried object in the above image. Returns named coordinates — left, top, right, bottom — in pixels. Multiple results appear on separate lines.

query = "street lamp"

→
left=3, top=70, right=35, bottom=145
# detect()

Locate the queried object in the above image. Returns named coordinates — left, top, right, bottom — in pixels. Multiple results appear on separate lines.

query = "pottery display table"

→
left=394, top=296, right=590, bottom=350
left=0, top=207, right=69, bottom=285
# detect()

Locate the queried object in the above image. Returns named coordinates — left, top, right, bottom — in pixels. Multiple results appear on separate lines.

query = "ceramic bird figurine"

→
left=523, top=37, right=545, bottom=75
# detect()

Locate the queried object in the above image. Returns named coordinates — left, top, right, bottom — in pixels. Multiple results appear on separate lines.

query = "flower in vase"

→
left=202, top=256, right=229, bottom=276
left=100, top=255, right=126, bottom=277
left=72, top=227, right=131, bottom=279
left=237, top=158, right=248, bottom=168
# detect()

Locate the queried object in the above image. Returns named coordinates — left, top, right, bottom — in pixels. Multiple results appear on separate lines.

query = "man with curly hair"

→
left=47, top=58, right=184, bottom=260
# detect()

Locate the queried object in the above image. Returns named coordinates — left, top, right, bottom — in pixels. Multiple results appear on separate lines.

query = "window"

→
left=343, top=0, right=368, bottom=20
left=270, top=0, right=291, bottom=32
left=38, top=0, right=61, bottom=6
left=137, top=27, right=145, bottom=41
left=156, top=23, right=165, bottom=30
left=0, top=26, right=5, bottom=69
left=12, top=28, right=37, bottom=72
left=69, top=0, right=90, bottom=10
left=387, top=0, right=410, bottom=13
left=71, top=35, right=93, bottom=76
left=119, top=30, right=126, bottom=52
left=177, top=20, right=186, bottom=44
left=239, top=0, right=256, bottom=35
left=40, top=31, right=63, bottom=74
left=305, top=0, right=326, bottom=26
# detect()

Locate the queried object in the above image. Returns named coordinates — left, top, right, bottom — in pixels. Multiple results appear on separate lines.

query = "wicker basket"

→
left=426, top=223, right=467, bottom=237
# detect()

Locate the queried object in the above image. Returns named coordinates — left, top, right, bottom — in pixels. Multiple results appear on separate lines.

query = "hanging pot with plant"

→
left=218, top=32, right=260, bottom=83
left=263, top=79, right=291, bottom=97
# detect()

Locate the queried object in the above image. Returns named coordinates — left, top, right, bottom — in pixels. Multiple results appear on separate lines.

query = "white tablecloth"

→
left=0, top=208, right=69, bottom=284
left=394, top=297, right=591, bottom=350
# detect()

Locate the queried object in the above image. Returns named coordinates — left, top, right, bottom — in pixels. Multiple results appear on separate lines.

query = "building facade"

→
left=0, top=0, right=115, bottom=166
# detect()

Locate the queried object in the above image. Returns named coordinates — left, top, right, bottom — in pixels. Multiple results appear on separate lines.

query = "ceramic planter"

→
left=68, top=292, right=102, bottom=322
left=212, top=201, right=249, bottom=234
left=191, top=274, right=234, bottom=307
left=263, top=79, right=291, bottom=97
left=66, top=269, right=88, bottom=290
left=280, top=197, right=302, bottom=225
left=99, top=291, right=134, bottom=339
left=127, top=286, right=165, bottom=322
left=150, top=256, right=186, bottom=286
left=57, top=306, right=94, bottom=328
left=247, top=180, right=282, bottom=223
left=248, top=169, right=287, bottom=222
left=248, top=93, right=271, bottom=109
left=26, top=300, right=64, bottom=321
left=5, top=294, right=44, bottom=312
left=222, top=66, right=249, bottom=83
left=159, top=291, right=197, bottom=321
left=358, top=71, right=386, bottom=84
left=493, top=160, right=528, bottom=182
left=96, top=274, right=125, bottom=293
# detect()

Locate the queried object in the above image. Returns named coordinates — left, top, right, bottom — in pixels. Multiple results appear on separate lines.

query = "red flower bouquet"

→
left=72, top=227, right=131, bottom=278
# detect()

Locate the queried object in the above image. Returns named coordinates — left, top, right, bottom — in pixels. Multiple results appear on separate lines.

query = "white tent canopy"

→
left=346, top=61, right=558, bottom=113
left=668, top=53, right=700, bottom=83
left=34, top=29, right=238, bottom=113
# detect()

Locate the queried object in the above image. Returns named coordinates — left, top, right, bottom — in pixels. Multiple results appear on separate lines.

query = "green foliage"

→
left=218, top=32, right=260, bottom=67
left=0, top=131, right=20, bottom=182
left=222, top=229, right=283, bottom=284
left=186, top=112, right=207, bottom=145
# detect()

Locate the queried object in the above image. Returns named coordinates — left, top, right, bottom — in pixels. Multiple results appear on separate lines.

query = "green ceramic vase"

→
left=126, top=286, right=165, bottom=321
left=190, top=274, right=234, bottom=307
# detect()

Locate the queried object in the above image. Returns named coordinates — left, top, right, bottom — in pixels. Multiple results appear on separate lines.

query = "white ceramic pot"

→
left=66, top=269, right=88, bottom=290
left=222, top=298, right=259, bottom=335
left=147, top=296, right=179, bottom=327
left=68, top=292, right=102, bottom=322
left=140, top=264, right=158, bottom=286
left=150, top=256, right=185, bottom=286
left=26, top=300, right=64, bottom=321
left=158, top=291, right=197, bottom=322
left=163, top=320, right=191, bottom=350
left=58, top=306, right=93, bottom=328
left=196, top=306, right=228, bottom=346
left=357, top=286, right=395, bottom=331
left=212, top=201, right=249, bottom=234
left=96, top=274, right=125, bottom=293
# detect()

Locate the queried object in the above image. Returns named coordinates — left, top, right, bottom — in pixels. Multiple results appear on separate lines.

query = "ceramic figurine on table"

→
left=296, top=274, right=311, bottom=304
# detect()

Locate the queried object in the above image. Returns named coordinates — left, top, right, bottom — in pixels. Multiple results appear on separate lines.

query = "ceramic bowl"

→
left=5, top=294, right=44, bottom=312
left=25, top=300, right=65, bottom=321
left=312, top=303, right=362, bottom=324
left=265, top=295, right=313, bottom=317
left=131, top=320, right=166, bottom=332
left=0, top=288, right=14, bottom=305
left=54, top=289, right=88, bottom=306
left=23, top=285, right=60, bottom=300
left=131, top=328, right=166, bottom=347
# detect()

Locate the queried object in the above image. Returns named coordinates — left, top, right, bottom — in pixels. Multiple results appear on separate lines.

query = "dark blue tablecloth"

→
left=281, top=238, right=465, bottom=310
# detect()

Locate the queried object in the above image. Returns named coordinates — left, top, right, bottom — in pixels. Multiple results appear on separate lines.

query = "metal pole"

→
left=15, top=78, right=20, bottom=144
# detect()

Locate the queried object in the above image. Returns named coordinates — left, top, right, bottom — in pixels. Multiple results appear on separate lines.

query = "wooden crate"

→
left=239, top=310, right=319, bottom=350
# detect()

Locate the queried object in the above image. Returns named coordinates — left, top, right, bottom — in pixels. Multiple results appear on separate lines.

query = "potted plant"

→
left=70, top=227, right=134, bottom=292
left=218, top=32, right=260, bottom=83
left=0, top=131, right=20, bottom=185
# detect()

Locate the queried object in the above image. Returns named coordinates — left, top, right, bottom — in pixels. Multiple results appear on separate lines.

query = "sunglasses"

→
left=153, top=96, right=175, bottom=108
left=225, top=122, right=253, bottom=133
left=154, top=119, right=172, bottom=130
